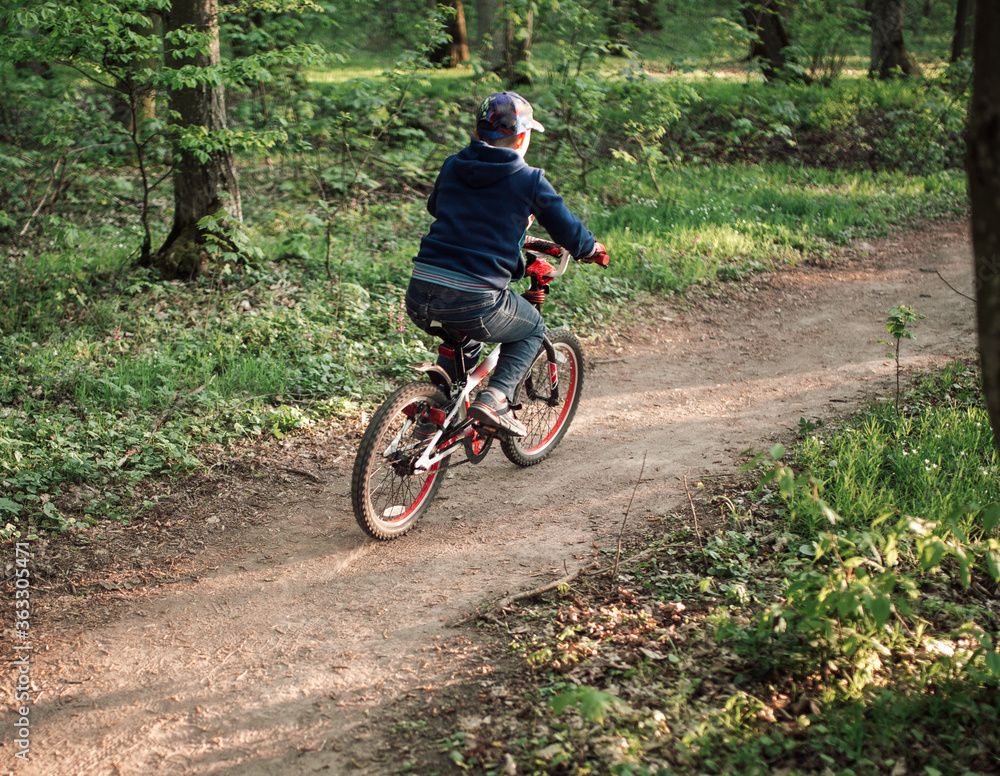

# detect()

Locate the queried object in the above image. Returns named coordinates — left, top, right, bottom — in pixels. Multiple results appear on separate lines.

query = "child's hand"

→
left=580, top=241, right=609, bottom=268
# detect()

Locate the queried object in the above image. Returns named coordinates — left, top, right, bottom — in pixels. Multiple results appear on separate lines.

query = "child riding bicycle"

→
left=405, top=91, right=609, bottom=437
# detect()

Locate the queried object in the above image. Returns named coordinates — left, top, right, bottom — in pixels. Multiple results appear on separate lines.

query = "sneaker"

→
left=468, top=387, right=526, bottom=437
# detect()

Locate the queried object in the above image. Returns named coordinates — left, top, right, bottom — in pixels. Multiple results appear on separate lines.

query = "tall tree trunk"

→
left=950, top=0, right=973, bottom=62
left=430, top=0, right=470, bottom=67
left=968, top=0, right=1000, bottom=453
left=503, top=3, right=533, bottom=86
left=153, top=0, right=241, bottom=280
left=741, top=1, right=791, bottom=79
left=480, top=0, right=532, bottom=87
left=475, top=0, right=496, bottom=45
left=869, top=0, right=922, bottom=78
left=606, top=0, right=660, bottom=46
left=634, top=0, right=662, bottom=32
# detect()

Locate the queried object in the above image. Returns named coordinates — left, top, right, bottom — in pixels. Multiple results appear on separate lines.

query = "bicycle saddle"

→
left=424, top=320, right=467, bottom=345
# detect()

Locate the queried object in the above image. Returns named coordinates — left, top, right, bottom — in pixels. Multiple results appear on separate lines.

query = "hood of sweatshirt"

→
left=450, top=138, right=528, bottom=189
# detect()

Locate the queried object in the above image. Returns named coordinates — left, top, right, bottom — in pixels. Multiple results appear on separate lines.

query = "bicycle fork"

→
left=538, top=337, right=566, bottom=406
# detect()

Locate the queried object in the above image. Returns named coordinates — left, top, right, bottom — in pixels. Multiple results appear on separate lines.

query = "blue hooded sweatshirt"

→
left=413, top=139, right=595, bottom=292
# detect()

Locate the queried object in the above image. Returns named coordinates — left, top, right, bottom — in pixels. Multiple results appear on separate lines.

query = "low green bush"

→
left=0, top=237, right=428, bottom=533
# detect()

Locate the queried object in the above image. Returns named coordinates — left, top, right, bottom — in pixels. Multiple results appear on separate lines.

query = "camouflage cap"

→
left=476, top=92, right=545, bottom=140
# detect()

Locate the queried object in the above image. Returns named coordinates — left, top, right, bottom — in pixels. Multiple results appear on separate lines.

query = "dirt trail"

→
left=3, top=222, right=976, bottom=775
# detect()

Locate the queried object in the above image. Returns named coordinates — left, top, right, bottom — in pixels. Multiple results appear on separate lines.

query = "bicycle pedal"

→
left=472, top=421, right=503, bottom=438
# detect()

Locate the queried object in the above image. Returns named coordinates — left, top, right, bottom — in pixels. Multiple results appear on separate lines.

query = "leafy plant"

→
left=791, top=0, right=868, bottom=81
left=879, top=304, right=926, bottom=410
left=550, top=686, right=626, bottom=724
left=797, top=416, right=822, bottom=436
left=750, top=447, right=1000, bottom=690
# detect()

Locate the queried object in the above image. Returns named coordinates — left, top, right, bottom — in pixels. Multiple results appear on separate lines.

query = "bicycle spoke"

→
left=502, top=330, right=584, bottom=467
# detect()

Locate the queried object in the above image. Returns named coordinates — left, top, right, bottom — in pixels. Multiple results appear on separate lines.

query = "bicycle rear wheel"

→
left=351, top=382, right=450, bottom=540
left=501, top=328, right=584, bottom=467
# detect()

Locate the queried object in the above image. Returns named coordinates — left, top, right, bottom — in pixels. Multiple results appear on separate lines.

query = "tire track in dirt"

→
left=3, top=222, right=976, bottom=775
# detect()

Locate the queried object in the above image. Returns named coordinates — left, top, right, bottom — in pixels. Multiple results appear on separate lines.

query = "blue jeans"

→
left=405, top=278, right=545, bottom=398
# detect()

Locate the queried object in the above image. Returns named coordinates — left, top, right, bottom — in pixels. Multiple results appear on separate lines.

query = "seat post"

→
left=427, top=321, right=469, bottom=384
left=452, top=341, right=466, bottom=377
left=439, top=339, right=466, bottom=378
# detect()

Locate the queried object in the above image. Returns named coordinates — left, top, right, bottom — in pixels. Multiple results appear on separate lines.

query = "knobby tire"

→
left=501, top=328, right=584, bottom=467
left=351, top=382, right=450, bottom=540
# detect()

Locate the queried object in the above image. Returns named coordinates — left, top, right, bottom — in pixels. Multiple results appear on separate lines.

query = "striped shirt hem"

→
left=412, top=263, right=494, bottom=292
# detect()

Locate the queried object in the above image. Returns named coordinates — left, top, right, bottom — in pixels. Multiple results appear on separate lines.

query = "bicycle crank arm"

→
left=412, top=425, right=475, bottom=474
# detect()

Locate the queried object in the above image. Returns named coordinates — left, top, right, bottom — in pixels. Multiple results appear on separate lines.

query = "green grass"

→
left=306, top=64, right=474, bottom=86
left=710, top=364, right=1000, bottom=776
left=574, top=162, right=966, bottom=297
left=0, top=225, right=428, bottom=531
left=682, top=684, right=1000, bottom=776
left=792, top=366, right=1000, bottom=535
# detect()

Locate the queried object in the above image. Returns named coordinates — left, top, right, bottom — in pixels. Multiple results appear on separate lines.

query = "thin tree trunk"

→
left=950, top=0, right=973, bottom=62
left=479, top=0, right=532, bottom=87
left=607, top=0, right=631, bottom=44
left=968, top=0, right=1000, bottom=453
left=430, top=0, right=470, bottom=67
left=113, top=13, right=161, bottom=133
left=606, top=0, right=661, bottom=44
left=870, top=0, right=922, bottom=78
left=634, top=0, right=661, bottom=31
left=153, top=0, right=241, bottom=279
left=136, top=12, right=160, bottom=127
left=501, top=3, right=532, bottom=86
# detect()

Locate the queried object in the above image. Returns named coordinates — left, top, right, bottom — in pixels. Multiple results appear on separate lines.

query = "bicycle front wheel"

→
left=351, top=382, right=450, bottom=540
left=501, top=328, right=584, bottom=467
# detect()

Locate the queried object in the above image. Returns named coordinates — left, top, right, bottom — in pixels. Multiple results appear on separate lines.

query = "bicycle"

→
left=350, top=236, right=601, bottom=540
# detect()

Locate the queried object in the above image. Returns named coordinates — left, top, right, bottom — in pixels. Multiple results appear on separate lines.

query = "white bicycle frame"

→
left=390, top=245, right=574, bottom=476
left=404, top=345, right=499, bottom=474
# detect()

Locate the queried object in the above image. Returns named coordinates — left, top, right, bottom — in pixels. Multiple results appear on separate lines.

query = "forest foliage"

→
left=0, top=0, right=981, bottom=532
left=2, top=3, right=998, bottom=774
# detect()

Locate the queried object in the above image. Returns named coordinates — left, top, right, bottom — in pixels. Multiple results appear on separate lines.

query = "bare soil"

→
left=1, top=220, right=977, bottom=775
